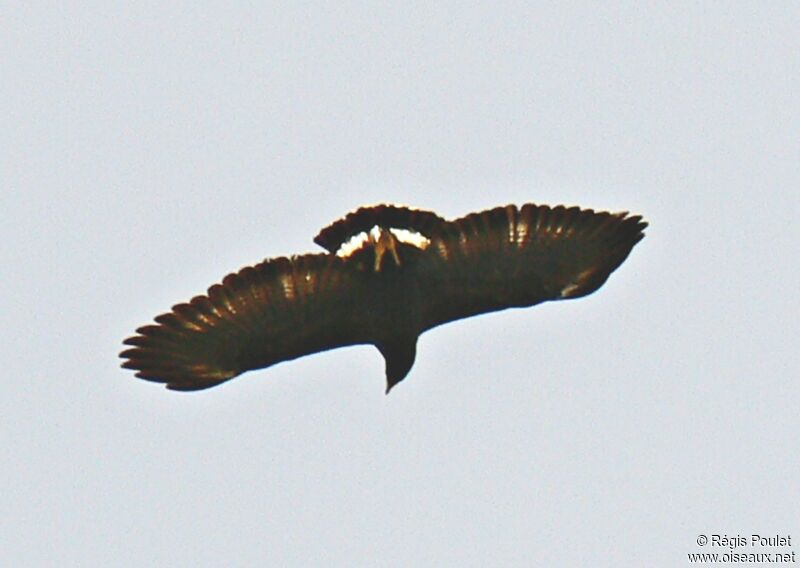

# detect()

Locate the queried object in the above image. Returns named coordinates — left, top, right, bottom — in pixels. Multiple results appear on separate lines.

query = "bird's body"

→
left=121, top=203, right=647, bottom=393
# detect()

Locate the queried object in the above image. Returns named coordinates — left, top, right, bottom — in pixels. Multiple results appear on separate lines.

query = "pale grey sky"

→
left=3, top=2, right=799, bottom=566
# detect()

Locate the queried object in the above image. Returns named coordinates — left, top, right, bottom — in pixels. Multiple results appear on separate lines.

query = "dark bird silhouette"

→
left=120, top=203, right=647, bottom=393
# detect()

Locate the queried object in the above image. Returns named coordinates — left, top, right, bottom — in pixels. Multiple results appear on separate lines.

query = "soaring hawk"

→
left=120, top=203, right=646, bottom=393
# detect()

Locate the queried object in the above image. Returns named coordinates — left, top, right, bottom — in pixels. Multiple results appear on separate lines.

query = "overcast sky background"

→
left=3, top=3, right=799, bottom=566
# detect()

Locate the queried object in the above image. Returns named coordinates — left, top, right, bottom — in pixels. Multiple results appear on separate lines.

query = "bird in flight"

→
left=120, top=203, right=646, bottom=393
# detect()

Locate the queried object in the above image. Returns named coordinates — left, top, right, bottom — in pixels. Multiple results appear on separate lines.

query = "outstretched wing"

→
left=416, top=204, right=647, bottom=331
left=120, top=254, right=377, bottom=391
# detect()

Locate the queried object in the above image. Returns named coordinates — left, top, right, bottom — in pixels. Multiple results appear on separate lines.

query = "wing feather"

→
left=417, top=204, right=647, bottom=330
left=120, top=254, right=376, bottom=390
